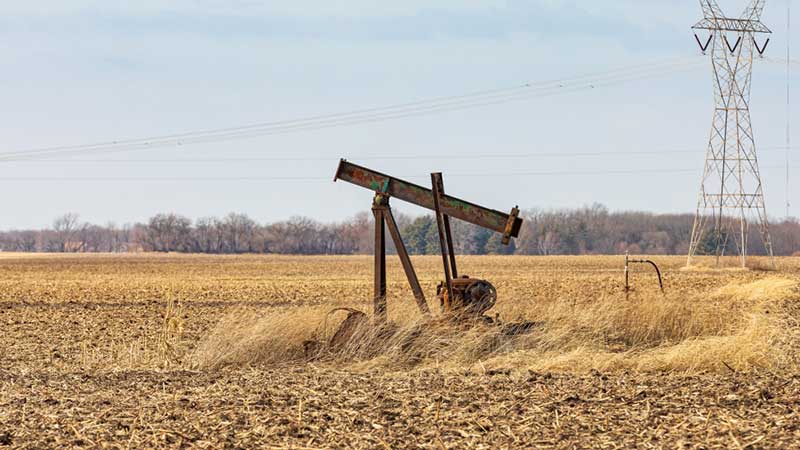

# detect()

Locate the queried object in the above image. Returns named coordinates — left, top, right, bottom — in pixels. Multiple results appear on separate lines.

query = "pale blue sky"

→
left=0, top=1, right=796, bottom=228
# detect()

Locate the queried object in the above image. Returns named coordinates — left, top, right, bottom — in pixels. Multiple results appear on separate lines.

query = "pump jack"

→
left=334, top=159, right=523, bottom=322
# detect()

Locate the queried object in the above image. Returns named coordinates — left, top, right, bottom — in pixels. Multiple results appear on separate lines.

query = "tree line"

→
left=1, top=205, right=798, bottom=256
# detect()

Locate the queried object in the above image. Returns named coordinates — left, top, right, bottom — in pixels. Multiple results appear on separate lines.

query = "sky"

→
left=0, top=0, right=797, bottom=229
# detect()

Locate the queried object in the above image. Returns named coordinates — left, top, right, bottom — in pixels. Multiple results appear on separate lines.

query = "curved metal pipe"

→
left=625, top=253, right=665, bottom=294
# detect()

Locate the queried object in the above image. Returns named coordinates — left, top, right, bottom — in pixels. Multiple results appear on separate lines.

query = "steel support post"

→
left=431, top=173, right=454, bottom=305
left=372, top=201, right=387, bottom=322
left=432, top=174, right=458, bottom=278
left=383, top=205, right=430, bottom=314
left=442, top=216, right=458, bottom=279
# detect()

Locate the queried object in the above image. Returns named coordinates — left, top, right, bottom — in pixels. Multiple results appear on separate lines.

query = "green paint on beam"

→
left=446, top=199, right=473, bottom=211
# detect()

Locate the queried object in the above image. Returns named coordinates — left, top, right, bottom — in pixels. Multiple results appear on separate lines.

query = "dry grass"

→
left=157, top=294, right=185, bottom=368
left=77, top=296, right=188, bottom=371
left=193, top=276, right=800, bottom=375
left=191, top=306, right=337, bottom=369
left=681, top=255, right=778, bottom=272
left=510, top=277, right=799, bottom=373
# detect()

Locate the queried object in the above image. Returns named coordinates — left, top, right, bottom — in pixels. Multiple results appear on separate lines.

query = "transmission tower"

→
left=688, top=0, right=775, bottom=268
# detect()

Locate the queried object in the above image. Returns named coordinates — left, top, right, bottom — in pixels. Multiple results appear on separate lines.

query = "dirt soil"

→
left=1, top=254, right=799, bottom=449
left=3, top=368, right=799, bottom=449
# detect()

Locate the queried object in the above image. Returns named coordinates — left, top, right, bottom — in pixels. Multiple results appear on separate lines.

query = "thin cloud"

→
left=0, top=1, right=507, bottom=18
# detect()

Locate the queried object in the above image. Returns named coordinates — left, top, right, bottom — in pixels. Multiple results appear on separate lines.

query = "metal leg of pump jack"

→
left=372, top=198, right=387, bottom=322
left=431, top=173, right=455, bottom=306
left=372, top=194, right=430, bottom=322
left=383, top=204, right=429, bottom=314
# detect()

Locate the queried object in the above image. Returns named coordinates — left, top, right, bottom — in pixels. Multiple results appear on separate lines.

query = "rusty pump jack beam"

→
left=335, top=159, right=523, bottom=322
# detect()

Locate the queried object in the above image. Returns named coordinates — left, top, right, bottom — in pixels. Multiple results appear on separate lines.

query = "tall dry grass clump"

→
left=157, top=295, right=185, bottom=368
left=192, top=306, right=348, bottom=369
left=487, top=277, right=799, bottom=373
left=193, top=277, right=800, bottom=374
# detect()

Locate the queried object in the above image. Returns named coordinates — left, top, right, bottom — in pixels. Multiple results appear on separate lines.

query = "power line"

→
left=0, top=164, right=793, bottom=182
left=0, top=145, right=794, bottom=165
left=0, top=56, right=705, bottom=162
left=766, top=56, right=800, bottom=64
left=4, top=60, right=700, bottom=160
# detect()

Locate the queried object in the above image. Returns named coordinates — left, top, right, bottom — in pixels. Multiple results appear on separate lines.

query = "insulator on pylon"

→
left=754, top=38, right=770, bottom=56
left=723, top=35, right=742, bottom=54
left=694, top=34, right=712, bottom=54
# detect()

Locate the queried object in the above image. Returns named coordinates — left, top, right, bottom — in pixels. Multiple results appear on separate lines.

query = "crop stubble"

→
left=1, top=254, right=799, bottom=448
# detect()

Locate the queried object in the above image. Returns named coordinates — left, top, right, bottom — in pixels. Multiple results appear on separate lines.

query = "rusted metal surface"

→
left=335, top=160, right=524, bottom=325
left=431, top=173, right=454, bottom=308
left=303, top=308, right=369, bottom=358
left=381, top=200, right=430, bottom=314
left=437, top=276, right=498, bottom=318
left=432, top=173, right=459, bottom=279
left=443, top=215, right=458, bottom=279
left=371, top=194, right=430, bottom=317
left=335, top=159, right=522, bottom=238
left=372, top=204, right=387, bottom=322
left=502, top=206, right=521, bottom=245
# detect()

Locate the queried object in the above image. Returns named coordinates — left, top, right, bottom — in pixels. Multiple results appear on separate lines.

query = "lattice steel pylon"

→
left=688, top=0, right=776, bottom=268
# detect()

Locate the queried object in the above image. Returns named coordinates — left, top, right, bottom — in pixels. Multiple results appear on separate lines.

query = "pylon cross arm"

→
left=692, top=18, right=771, bottom=33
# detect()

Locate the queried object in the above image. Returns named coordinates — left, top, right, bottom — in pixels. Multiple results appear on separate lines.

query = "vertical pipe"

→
left=624, top=252, right=630, bottom=293
left=443, top=217, right=458, bottom=279
left=433, top=175, right=458, bottom=279
left=431, top=173, right=453, bottom=309
left=372, top=206, right=387, bottom=321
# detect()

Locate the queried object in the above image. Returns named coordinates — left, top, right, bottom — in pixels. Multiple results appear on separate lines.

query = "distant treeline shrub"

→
left=1, top=204, right=798, bottom=256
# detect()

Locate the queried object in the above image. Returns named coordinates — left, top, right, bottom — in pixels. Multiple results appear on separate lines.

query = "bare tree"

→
left=52, top=213, right=85, bottom=252
left=142, top=213, right=192, bottom=252
left=0, top=208, right=794, bottom=256
left=221, top=213, right=257, bottom=253
left=193, top=217, right=223, bottom=253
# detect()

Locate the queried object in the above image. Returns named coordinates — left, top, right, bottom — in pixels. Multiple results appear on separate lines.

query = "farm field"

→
left=1, top=253, right=800, bottom=448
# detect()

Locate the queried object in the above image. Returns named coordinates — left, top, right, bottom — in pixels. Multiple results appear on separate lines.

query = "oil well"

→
left=304, top=160, right=530, bottom=355
left=335, top=159, right=521, bottom=319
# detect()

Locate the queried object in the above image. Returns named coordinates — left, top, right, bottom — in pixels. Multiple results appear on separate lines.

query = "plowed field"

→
left=1, top=254, right=799, bottom=449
